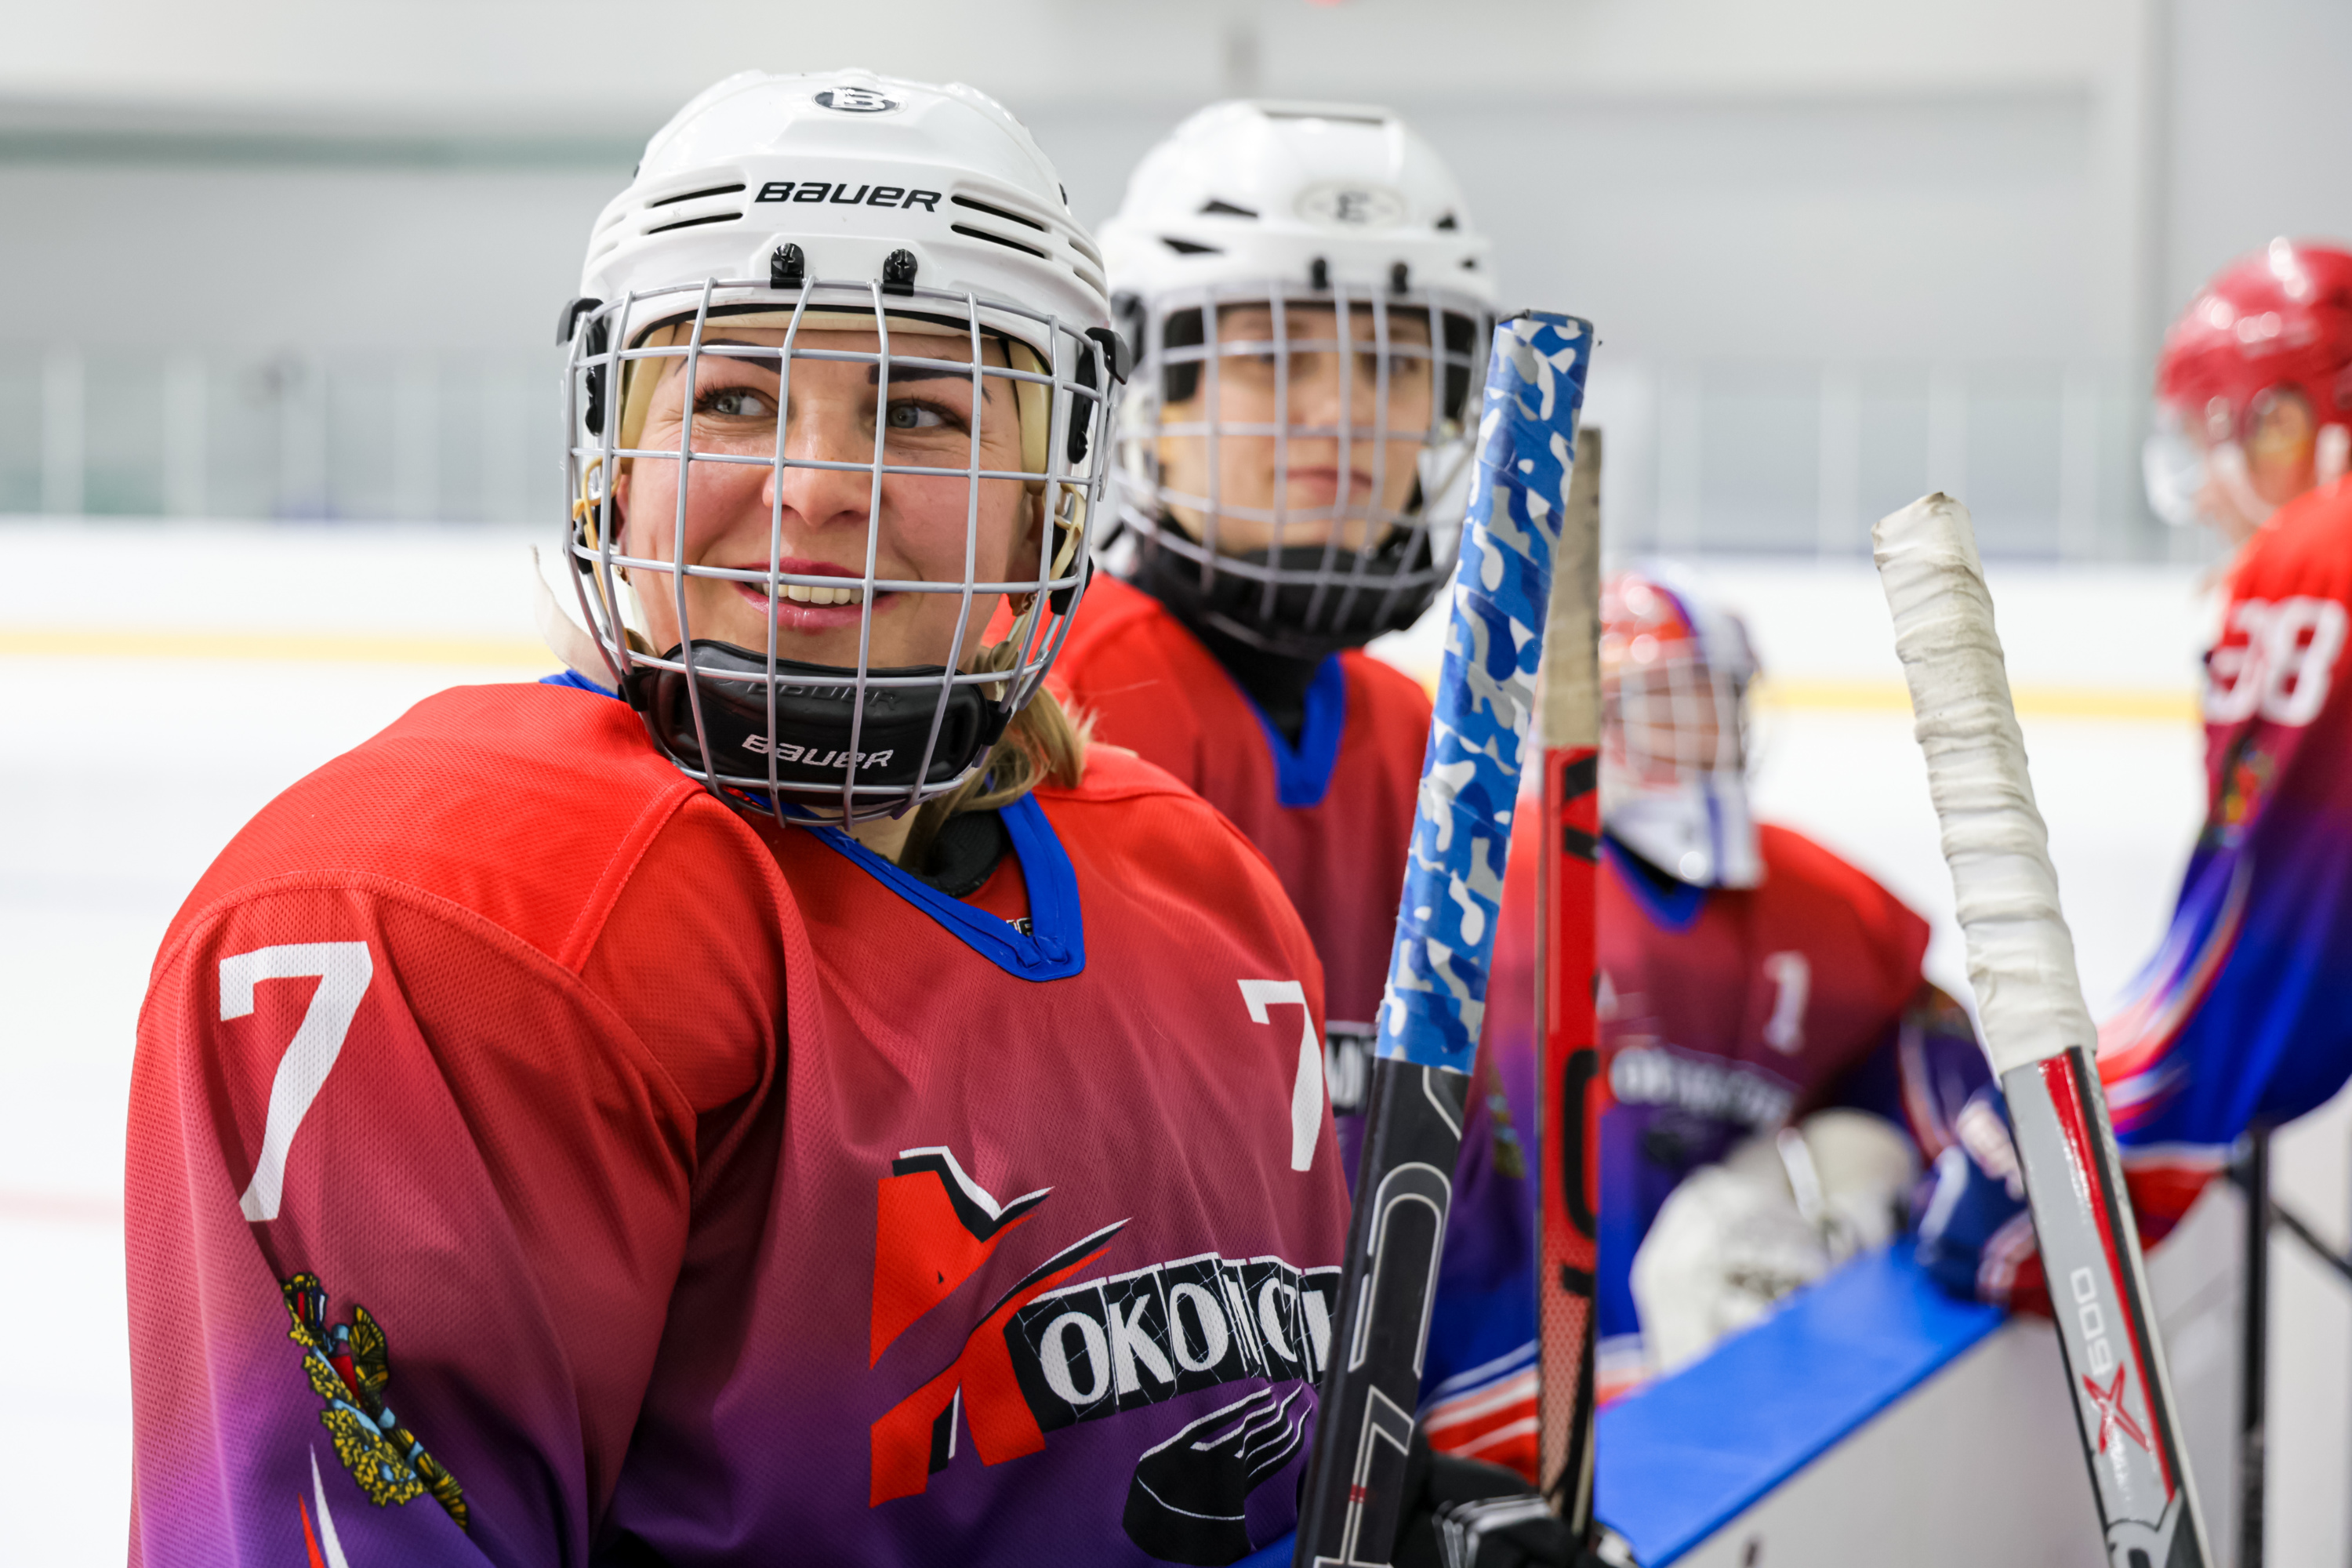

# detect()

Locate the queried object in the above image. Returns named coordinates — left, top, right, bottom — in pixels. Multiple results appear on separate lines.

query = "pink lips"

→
left=727, top=557, right=888, bottom=633
left=1283, top=466, right=1377, bottom=505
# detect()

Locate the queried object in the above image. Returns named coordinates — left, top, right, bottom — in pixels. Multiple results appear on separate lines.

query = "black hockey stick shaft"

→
left=1296, top=313, right=1594, bottom=1568
left=2241, top=1121, right=2270, bottom=1568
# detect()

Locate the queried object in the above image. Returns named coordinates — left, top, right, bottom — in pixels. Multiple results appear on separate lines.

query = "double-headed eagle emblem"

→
left=281, top=1273, right=467, bottom=1530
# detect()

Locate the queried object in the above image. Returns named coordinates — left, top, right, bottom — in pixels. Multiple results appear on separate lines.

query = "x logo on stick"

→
left=2083, top=1367, right=2151, bottom=1454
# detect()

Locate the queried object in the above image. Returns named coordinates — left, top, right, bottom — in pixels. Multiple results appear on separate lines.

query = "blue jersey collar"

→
left=1238, top=654, right=1347, bottom=809
left=1605, top=833, right=1708, bottom=933
left=802, top=793, right=1084, bottom=982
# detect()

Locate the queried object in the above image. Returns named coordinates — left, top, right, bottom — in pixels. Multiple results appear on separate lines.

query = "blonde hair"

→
left=901, top=637, right=1090, bottom=867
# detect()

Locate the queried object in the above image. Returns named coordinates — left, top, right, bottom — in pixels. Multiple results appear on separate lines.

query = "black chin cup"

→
left=1138, top=532, right=1443, bottom=662
left=623, top=641, right=1009, bottom=795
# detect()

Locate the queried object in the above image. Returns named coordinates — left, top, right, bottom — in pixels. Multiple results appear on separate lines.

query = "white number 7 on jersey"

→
left=221, top=942, right=374, bottom=1222
left=1240, top=979, right=1323, bottom=1174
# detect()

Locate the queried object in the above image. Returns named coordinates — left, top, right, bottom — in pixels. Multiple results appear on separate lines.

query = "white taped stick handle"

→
left=1873, top=493, right=2096, bottom=1076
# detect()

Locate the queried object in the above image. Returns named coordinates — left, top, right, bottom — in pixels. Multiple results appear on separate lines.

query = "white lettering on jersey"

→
left=2205, top=595, right=2349, bottom=727
left=221, top=942, right=374, bottom=1222
left=1761, top=951, right=1810, bottom=1054
left=1240, top=979, right=1323, bottom=1173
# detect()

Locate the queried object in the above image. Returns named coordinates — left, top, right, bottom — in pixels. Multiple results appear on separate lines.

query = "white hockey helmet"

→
left=1600, top=564, right=1764, bottom=890
left=558, top=69, right=1126, bottom=824
left=1098, top=100, right=1497, bottom=659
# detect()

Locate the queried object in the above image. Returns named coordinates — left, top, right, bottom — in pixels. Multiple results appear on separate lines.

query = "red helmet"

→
left=2157, top=239, right=2352, bottom=432
left=2146, top=239, right=2352, bottom=528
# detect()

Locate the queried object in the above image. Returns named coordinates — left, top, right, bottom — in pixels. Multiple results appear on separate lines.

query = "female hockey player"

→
left=1483, top=565, right=1987, bottom=1393
left=125, top=71, right=1360, bottom=1568
left=1051, top=102, right=1547, bottom=1485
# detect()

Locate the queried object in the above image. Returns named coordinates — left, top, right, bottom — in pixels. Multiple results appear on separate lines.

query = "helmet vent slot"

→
left=1160, top=236, right=1221, bottom=256
left=1200, top=198, right=1259, bottom=219
left=646, top=211, right=742, bottom=236
left=648, top=181, right=746, bottom=209
left=950, top=193, right=1047, bottom=232
left=951, top=223, right=1046, bottom=260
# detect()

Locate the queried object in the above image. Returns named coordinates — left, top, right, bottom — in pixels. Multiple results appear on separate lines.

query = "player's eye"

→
left=695, top=386, right=775, bottom=419
left=884, top=399, right=956, bottom=433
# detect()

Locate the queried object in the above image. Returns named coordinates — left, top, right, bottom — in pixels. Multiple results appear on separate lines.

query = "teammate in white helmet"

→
left=1483, top=564, right=1987, bottom=1391
left=1049, top=100, right=1570, bottom=1558
left=127, top=71, right=1358, bottom=1566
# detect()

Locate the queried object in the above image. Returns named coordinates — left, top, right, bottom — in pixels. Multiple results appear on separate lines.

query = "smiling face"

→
left=1153, top=302, right=1437, bottom=557
left=612, top=323, right=1041, bottom=673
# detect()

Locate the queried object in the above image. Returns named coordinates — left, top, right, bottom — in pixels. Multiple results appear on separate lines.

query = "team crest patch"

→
left=281, top=1273, right=467, bottom=1530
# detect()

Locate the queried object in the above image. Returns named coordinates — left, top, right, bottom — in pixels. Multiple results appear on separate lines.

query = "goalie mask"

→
left=1098, top=100, right=1496, bottom=661
left=1600, top=565, right=1763, bottom=890
left=558, top=70, right=1124, bottom=823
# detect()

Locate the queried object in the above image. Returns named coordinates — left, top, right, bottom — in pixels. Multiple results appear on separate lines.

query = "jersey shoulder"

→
left=1340, top=649, right=1435, bottom=731
left=2234, top=478, right=2352, bottom=597
left=1044, top=743, right=1305, bottom=939
left=1755, top=823, right=1930, bottom=972
left=168, top=683, right=738, bottom=973
left=1054, top=574, right=1192, bottom=674
left=1051, top=575, right=1236, bottom=775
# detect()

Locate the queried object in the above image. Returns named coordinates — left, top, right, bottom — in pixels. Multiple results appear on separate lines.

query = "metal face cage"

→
left=561, top=273, right=1122, bottom=826
left=1111, top=281, right=1492, bottom=659
left=1601, top=627, right=1752, bottom=791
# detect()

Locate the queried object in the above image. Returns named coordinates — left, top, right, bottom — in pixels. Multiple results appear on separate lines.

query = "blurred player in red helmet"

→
left=126, top=71, right=1360, bottom=1568
left=2143, top=238, right=2352, bottom=546
left=1483, top=564, right=1988, bottom=1393
left=1918, top=239, right=2352, bottom=1312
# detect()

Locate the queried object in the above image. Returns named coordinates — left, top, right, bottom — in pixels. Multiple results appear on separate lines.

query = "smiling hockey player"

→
left=1483, top=565, right=1987, bottom=1392
left=1048, top=103, right=1552, bottom=1488
left=125, top=71, right=1363, bottom=1567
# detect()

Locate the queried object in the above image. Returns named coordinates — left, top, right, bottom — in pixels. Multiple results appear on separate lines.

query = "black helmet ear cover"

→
left=623, top=643, right=1009, bottom=794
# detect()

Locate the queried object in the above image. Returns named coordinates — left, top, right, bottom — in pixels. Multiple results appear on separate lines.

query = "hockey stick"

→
left=2237, top=1121, right=2269, bottom=1568
left=1296, top=311, right=1595, bottom=1568
left=1875, top=493, right=2210, bottom=1568
left=1535, top=426, right=1602, bottom=1537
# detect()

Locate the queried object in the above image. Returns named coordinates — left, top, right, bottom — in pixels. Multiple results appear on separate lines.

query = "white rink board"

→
left=1664, top=1181, right=2241, bottom=1568
left=1, top=521, right=2347, bottom=1566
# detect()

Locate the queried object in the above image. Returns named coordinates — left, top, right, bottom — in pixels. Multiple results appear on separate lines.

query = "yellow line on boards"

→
left=1751, top=678, right=2198, bottom=723
left=0, top=626, right=553, bottom=667
left=1389, top=664, right=2198, bottom=724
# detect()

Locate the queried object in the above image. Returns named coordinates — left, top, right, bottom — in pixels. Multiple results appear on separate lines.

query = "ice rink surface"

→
left=3, top=521, right=2347, bottom=1565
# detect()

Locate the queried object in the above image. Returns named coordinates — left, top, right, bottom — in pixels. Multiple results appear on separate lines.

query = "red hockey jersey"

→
left=1052, top=575, right=1538, bottom=1479
left=1051, top=575, right=1429, bottom=1042
left=1484, top=821, right=1971, bottom=1393
left=128, top=681, right=1350, bottom=1567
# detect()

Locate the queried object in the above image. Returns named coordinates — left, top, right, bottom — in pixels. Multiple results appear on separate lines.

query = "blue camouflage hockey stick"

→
left=1296, top=312, right=1595, bottom=1568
